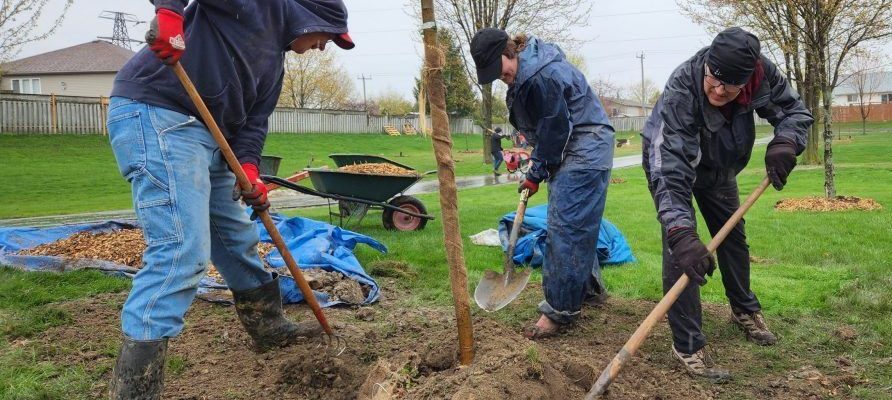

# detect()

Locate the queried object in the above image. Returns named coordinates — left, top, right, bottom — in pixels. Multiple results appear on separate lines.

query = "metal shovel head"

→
left=474, top=266, right=533, bottom=312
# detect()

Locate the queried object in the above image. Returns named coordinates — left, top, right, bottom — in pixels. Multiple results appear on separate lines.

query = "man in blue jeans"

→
left=106, top=1, right=354, bottom=397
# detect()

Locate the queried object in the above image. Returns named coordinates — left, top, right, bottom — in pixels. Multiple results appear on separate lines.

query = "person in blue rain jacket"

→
left=471, top=28, right=615, bottom=338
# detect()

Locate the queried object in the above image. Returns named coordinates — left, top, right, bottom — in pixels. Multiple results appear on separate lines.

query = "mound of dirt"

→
left=339, top=163, right=418, bottom=176
left=775, top=196, right=882, bottom=212
left=25, top=282, right=867, bottom=399
left=610, top=178, right=627, bottom=184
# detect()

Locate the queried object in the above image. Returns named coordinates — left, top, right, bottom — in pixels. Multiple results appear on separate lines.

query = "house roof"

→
left=601, top=96, right=654, bottom=109
left=1, top=40, right=136, bottom=76
left=833, top=71, right=892, bottom=96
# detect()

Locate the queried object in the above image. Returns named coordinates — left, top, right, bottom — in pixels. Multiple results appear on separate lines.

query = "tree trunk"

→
left=481, top=83, right=493, bottom=164
left=862, top=118, right=866, bottom=135
left=802, top=55, right=821, bottom=165
left=822, top=88, right=836, bottom=198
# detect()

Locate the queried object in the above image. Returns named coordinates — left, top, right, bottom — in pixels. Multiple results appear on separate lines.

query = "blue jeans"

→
left=107, top=97, right=273, bottom=340
left=538, top=130, right=613, bottom=325
left=492, top=151, right=504, bottom=171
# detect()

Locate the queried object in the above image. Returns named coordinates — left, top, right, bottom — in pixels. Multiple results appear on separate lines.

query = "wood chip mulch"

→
left=338, top=163, right=418, bottom=176
left=19, top=229, right=146, bottom=267
left=774, top=196, right=882, bottom=212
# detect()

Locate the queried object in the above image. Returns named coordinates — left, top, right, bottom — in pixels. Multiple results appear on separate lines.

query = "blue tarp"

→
left=0, top=213, right=386, bottom=307
left=498, top=204, right=636, bottom=267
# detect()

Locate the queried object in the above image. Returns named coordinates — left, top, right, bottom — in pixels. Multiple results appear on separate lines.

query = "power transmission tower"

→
left=636, top=51, right=646, bottom=116
left=357, top=74, right=372, bottom=111
left=98, top=11, right=145, bottom=49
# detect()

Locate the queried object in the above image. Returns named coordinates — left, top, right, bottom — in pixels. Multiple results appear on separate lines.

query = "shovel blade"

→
left=474, top=267, right=532, bottom=312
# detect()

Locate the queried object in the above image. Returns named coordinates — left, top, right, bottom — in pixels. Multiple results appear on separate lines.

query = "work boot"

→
left=109, top=337, right=168, bottom=400
left=671, top=345, right=731, bottom=382
left=493, top=171, right=502, bottom=178
left=233, top=275, right=324, bottom=352
left=731, top=309, right=778, bottom=345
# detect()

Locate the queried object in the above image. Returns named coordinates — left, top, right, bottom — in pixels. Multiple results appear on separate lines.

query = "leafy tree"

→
left=374, top=90, right=415, bottom=116
left=279, top=50, right=354, bottom=109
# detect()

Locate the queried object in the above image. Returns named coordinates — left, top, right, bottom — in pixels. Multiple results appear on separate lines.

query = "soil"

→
left=339, top=163, right=419, bottom=177
left=610, top=178, right=627, bottom=184
left=27, top=281, right=866, bottom=399
left=774, top=196, right=882, bottom=212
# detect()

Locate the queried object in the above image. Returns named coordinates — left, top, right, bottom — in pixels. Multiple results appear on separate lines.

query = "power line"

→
left=97, top=11, right=145, bottom=49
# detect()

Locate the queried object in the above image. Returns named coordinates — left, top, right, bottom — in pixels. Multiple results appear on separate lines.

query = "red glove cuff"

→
left=241, top=163, right=261, bottom=183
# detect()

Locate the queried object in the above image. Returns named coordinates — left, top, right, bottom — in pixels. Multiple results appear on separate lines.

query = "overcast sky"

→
left=18, top=0, right=890, bottom=102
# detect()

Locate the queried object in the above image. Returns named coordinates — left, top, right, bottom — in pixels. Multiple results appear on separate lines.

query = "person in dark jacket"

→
left=106, top=1, right=354, bottom=397
left=642, top=27, right=812, bottom=379
left=490, top=127, right=506, bottom=176
left=471, top=28, right=615, bottom=338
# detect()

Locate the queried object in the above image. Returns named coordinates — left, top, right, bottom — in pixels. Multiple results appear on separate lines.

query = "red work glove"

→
left=518, top=177, right=539, bottom=197
left=232, top=163, right=270, bottom=219
left=146, top=8, right=185, bottom=65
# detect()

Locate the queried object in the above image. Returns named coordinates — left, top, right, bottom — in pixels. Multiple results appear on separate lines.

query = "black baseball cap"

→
left=706, top=27, right=760, bottom=85
left=471, top=28, right=509, bottom=84
left=293, top=0, right=355, bottom=50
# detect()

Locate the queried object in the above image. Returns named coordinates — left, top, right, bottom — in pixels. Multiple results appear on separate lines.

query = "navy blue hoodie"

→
left=111, top=0, right=349, bottom=166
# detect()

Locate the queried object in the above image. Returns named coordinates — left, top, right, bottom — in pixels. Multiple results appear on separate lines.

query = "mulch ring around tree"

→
left=774, top=196, right=883, bottom=212
left=610, top=178, right=627, bottom=184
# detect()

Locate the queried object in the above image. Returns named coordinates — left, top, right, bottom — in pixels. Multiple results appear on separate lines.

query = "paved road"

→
left=0, top=137, right=771, bottom=227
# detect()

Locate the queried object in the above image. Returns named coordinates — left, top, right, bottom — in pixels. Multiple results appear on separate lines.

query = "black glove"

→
left=765, top=137, right=798, bottom=190
left=667, top=227, right=716, bottom=286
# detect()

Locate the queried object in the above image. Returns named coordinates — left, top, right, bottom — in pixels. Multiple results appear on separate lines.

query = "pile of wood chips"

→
left=338, top=162, right=418, bottom=176
left=774, top=196, right=883, bottom=212
left=20, top=229, right=146, bottom=267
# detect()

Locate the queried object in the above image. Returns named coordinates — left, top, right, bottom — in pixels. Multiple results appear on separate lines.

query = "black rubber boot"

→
left=109, top=337, right=168, bottom=400
left=232, top=275, right=323, bottom=352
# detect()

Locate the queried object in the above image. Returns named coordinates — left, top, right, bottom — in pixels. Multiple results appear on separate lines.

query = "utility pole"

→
left=357, top=74, right=372, bottom=111
left=98, top=11, right=144, bottom=50
left=636, top=51, right=646, bottom=117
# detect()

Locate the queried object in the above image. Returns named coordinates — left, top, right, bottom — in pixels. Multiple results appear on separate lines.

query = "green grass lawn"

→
left=0, top=131, right=645, bottom=219
left=1, top=121, right=891, bottom=398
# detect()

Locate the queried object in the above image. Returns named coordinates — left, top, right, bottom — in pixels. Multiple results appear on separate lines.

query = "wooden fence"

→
left=2, top=92, right=680, bottom=135
left=832, top=103, right=892, bottom=123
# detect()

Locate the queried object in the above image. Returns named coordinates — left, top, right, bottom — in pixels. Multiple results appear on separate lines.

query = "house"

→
left=832, top=71, right=892, bottom=106
left=599, top=96, right=653, bottom=118
left=1, top=40, right=135, bottom=97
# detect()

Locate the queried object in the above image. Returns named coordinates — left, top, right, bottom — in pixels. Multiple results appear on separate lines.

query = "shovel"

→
left=474, top=189, right=533, bottom=312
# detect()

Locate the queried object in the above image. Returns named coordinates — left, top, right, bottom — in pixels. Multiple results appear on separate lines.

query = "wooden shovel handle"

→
left=585, top=176, right=771, bottom=399
left=170, top=63, right=334, bottom=335
left=503, top=189, right=530, bottom=272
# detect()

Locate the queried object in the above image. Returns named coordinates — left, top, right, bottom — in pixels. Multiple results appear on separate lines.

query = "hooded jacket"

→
left=507, top=37, right=614, bottom=183
left=111, top=0, right=349, bottom=166
left=642, top=48, right=813, bottom=231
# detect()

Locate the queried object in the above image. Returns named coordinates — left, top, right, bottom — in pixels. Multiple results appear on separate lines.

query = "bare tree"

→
left=678, top=0, right=892, bottom=198
left=590, top=76, right=623, bottom=100
left=623, top=78, right=661, bottom=107
left=424, top=0, right=592, bottom=161
left=279, top=51, right=354, bottom=110
left=0, top=0, right=73, bottom=63
left=844, top=49, right=885, bottom=135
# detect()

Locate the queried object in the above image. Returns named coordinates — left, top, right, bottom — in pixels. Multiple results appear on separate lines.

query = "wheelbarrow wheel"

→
left=382, top=195, right=427, bottom=231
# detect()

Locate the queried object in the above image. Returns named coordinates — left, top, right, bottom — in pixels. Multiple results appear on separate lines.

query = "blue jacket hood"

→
left=515, top=36, right=566, bottom=87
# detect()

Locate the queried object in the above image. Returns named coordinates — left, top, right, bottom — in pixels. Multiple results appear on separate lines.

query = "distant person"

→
left=642, top=27, right=812, bottom=380
left=471, top=28, right=615, bottom=339
left=490, top=127, right=506, bottom=177
left=104, top=0, right=354, bottom=397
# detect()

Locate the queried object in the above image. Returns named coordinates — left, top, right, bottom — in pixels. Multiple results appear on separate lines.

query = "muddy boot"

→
left=493, top=171, right=502, bottom=177
left=731, top=309, right=778, bottom=345
left=233, top=276, right=324, bottom=352
left=109, top=337, right=168, bottom=400
left=671, top=345, right=731, bottom=382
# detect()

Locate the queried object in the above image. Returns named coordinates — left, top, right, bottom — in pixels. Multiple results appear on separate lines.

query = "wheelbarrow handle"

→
left=169, top=63, right=335, bottom=336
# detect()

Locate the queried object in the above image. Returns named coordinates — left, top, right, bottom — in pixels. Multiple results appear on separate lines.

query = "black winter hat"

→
left=706, top=27, right=761, bottom=85
left=471, top=28, right=509, bottom=84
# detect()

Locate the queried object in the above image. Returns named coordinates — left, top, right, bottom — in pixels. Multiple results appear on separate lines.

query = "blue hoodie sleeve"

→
left=524, top=74, right=572, bottom=183
left=231, top=70, right=285, bottom=167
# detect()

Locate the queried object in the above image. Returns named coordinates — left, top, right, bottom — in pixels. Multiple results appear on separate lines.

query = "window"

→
left=10, top=78, right=41, bottom=94
left=847, top=94, right=857, bottom=103
left=882, top=93, right=892, bottom=104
